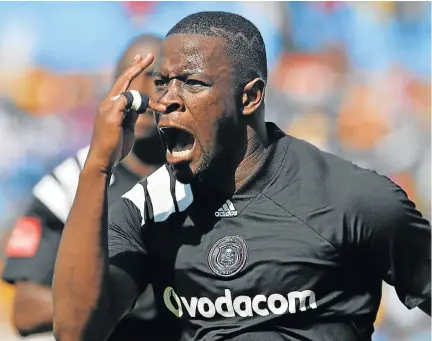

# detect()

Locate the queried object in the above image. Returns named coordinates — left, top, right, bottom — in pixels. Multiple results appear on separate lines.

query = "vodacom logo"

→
left=163, top=287, right=317, bottom=318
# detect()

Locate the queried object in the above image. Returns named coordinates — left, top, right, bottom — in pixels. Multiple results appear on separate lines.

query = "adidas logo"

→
left=215, top=200, right=238, bottom=218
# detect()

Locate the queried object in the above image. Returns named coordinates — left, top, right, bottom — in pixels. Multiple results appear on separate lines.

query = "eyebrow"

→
left=153, top=70, right=208, bottom=79
left=152, top=71, right=166, bottom=78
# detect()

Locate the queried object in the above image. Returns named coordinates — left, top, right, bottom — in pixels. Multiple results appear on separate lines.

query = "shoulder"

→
left=341, top=171, right=420, bottom=236
left=262, top=137, right=429, bottom=252
left=31, top=146, right=90, bottom=223
left=120, top=164, right=194, bottom=225
left=268, top=137, right=370, bottom=206
left=33, top=145, right=90, bottom=195
left=269, top=136, right=411, bottom=224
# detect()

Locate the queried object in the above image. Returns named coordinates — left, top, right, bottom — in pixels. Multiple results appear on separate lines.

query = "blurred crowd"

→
left=0, top=2, right=430, bottom=341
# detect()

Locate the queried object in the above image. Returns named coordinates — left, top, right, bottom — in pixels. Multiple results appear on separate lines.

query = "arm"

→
left=354, top=176, right=431, bottom=315
left=13, top=282, right=54, bottom=336
left=52, top=54, right=166, bottom=341
left=2, top=200, right=63, bottom=336
left=3, top=147, right=90, bottom=337
left=53, top=168, right=141, bottom=341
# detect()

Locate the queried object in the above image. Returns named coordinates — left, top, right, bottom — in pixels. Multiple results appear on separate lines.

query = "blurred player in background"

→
left=1, top=34, right=177, bottom=341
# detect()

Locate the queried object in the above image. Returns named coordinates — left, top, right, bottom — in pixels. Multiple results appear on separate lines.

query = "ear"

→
left=242, top=78, right=265, bottom=116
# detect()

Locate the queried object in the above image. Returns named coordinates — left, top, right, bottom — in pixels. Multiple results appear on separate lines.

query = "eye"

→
left=154, top=79, right=167, bottom=90
left=184, top=79, right=207, bottom=87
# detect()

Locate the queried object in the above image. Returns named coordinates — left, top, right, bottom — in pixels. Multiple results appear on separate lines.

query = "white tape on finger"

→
left=129, top=90, right=142, bottom=111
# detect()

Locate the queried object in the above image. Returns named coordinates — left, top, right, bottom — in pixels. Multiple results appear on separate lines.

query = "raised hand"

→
left=86, top=54, right=166, bottom=173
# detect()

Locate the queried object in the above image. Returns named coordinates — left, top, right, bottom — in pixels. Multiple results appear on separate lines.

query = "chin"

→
left=169, top=150, right=213, bottom=185
left=170, top=156, right=209, bottom=185
left=170, top=163, right=194, bottom=184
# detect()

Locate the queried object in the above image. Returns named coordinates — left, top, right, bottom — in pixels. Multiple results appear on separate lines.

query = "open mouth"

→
left=160, top=127, right=195, bottom=162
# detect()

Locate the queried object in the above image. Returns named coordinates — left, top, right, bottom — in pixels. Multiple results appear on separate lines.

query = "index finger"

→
left=148, top=98, right=167, bottom=114
left=108, top=53, right=155, bottom=98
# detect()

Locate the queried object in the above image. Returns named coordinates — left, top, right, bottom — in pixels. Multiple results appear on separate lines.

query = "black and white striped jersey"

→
left=2, top=144, right=180, bottom=340
left=108, top=123, right=431, bottom=341
left=2, top=146, right=92, bottom=286
left=2, top=145, right=144, bottom=285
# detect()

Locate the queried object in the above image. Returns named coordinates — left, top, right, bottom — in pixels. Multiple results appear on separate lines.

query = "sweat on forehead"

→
left=166, top=11, right=268, bottom=83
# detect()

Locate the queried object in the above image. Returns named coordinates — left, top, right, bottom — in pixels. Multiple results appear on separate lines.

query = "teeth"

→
left=171, top=149, right=191, bottom=158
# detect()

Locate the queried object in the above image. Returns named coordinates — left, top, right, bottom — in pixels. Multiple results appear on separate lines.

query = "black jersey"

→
left=2, top=146, right=175, bottom=341
left=108, top=123, right=431, bottom=341
left=3, top=146, right=91, bottom=285
left=2, top=146, right=143, bottom=285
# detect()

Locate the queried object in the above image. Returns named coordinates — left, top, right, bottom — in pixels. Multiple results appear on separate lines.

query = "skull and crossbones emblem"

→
left=208, top=236, right=247, bottom=277
left=219, top=246, right=236, bottom=267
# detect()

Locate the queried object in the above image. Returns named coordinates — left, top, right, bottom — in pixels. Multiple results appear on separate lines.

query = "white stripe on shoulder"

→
left=175, top=176, right=193, bottom=212
left=147, top=165, right=193, bottom=222
left=33, top=174, right=70, bottom=223
left=76, top=146, right=90, bottom=169
left=52, top=158, right=82, bottom=208
left=147, top=165, right=176, bottom=223
left=32, top=148, right=89, bottom=223
left=122, top=183, right=145, bottom=225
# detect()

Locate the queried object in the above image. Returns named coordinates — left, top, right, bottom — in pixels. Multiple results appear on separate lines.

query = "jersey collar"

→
left=189, top=123, right=291, bottom=217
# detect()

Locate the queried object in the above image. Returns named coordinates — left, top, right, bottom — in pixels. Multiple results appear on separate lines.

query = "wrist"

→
left=82, top=150, right=117, bottom=175
left=80, top=162, right=113, bottom=183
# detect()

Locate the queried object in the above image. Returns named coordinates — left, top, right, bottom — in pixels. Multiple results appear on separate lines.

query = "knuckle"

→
left=97, top=104, right=112, bottom=116
left=120, top=65, right=134, bottom=77
left=122, top=66, right=137, bottom=79
left=113, top=97, right=127, bottom=109
left=97, top=99, right=125, bottom=120
left=123, top=74, right=134, bottom=83
left=104, top=113, right=122, bottom=127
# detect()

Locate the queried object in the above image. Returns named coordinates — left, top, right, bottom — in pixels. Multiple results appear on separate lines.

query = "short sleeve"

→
left=3, top=149, right=86, bottom=286
left=353, top=176, right=431, bottom=309
left=2, top=198, right=63, bottom=286
left=108, top=184, right=149, bottom=292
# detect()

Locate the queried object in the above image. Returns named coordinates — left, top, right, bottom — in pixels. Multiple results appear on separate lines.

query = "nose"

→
left=158, top=81, right=185, bottom=115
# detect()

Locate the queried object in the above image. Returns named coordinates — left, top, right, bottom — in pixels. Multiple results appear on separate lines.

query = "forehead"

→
left=158, top=34, right=232, bottom=77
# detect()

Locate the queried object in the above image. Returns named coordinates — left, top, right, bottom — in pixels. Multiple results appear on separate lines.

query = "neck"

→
left=234, top=126, right=268, bottom=189
left=196, top=121, right=269, bottom=198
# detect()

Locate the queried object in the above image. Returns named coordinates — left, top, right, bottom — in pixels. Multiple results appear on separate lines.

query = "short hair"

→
left=115, top=34, right=163, bottom=77
left=167, top=11, right=267, bottom=84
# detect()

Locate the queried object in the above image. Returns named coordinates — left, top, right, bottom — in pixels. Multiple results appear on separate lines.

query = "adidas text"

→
left=215, top=200, right=238, bottom=217
left=215, top=210, right=238, bottom=217
left=163, top=287, right=318, bottom=318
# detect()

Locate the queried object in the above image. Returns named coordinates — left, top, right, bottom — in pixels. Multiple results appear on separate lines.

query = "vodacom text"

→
left=163, top=287, right=318, bottom=318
